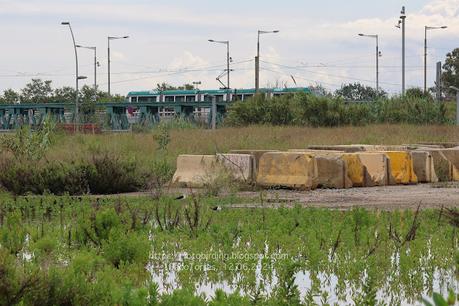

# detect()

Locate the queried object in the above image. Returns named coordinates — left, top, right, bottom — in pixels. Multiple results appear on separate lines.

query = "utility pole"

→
left=451, top=86, right=459, bottom=125
left=400, top=6, right=406, bottom=96
left=208, top=39, right=231, bottom=101
left=436, top=61, right=442, bottom=101
left=358, top=33, right=380, bottom=93
left=256, top=30, right=279, bottom=92
left=76, top=45, right=97, bottom=102
left=107, top=35, right=129, bottom=96
left=424, top=26, right=447, bottom=93
left=61, top=22, right=80, bottom=131
left=211, top=95, right=217, bottom=130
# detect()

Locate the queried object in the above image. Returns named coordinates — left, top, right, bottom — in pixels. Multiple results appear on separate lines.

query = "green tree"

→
left=442, top=48, right=459, bottom=96
left=155, top=83, right=195, bottom=91
left=1, top=89, right=20, bottom=103
left=20, top=79, right=53, bottom=103
left=53, top=86, right=76, bottom=103
left=406, top=87, right=433, bottom=100
left=335, top=83, right=386, bottom=101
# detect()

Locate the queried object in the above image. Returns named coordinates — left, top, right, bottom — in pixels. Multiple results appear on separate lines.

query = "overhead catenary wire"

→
left=260, top=60, right=401, bottom=86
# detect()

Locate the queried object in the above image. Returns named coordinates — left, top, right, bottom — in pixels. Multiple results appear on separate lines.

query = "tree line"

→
left=0, top=79, right=124, bottom=104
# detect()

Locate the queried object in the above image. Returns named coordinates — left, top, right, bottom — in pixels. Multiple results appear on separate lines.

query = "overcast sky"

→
left=0, top=0, right=458, bottom=95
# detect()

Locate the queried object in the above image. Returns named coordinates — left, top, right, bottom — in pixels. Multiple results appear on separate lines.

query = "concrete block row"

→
left=171, top=145, right=459, bottom=190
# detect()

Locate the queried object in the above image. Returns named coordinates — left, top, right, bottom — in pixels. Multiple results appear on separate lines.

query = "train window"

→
left=164, top=96, right=174, bottom=102
left=204, top=95, right=213, bottom=102
left=138, top=96, right=149, bottom=102
left=215, top=95, right=224, bottom=102
left=130, top=97, right=138, bottom=103
left=244, top=94, right=253, bottom=99
left=176, top=96, right=185, bottom=102
left=186, top=95, right=196, bottom=102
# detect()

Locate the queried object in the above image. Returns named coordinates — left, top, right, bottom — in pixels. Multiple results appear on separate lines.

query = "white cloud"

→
left=0, top=0, right=458, bottom=94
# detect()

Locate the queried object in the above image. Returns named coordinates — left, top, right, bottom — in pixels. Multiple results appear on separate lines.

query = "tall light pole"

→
left=424, top=26, right=447, bottom=93
left=76, top=45, right=98, bottom=102
left=108, top=35, right=129, bottom=96
left=450, top=86, right=459, bottom=126
left=358, top=33, right=381, bottom=93
left=256, top=30, right=279, bottom=92
left=61, top=21, right=80, bottom=128
left=396, top=7, right=406, bottom=95
left=208, top=39, right=230, bottom=101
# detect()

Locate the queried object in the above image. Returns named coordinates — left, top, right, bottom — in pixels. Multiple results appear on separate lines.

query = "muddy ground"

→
left=235, top=183, right=459, bottom=211
left=113, top=183, right=459, bottom=211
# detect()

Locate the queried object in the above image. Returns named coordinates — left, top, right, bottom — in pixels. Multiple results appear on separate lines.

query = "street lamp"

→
left=107, top=35, right=129, bottom=96
left=424, top=26, right=447, bottom=93
left=358, top=33, right=381, bottom=93
left=61, top=21, right=80, bottom=129
left=192, top=81, right=202, bottom=90
left=256, top=30, right=279, bottom=92
left=396, top=6, right=406, bottom=95
left=450, top=86, right=459, bottom=126
left=208, top=39, right=230, bottom=100
left=76, top=45, right=98, bottom=102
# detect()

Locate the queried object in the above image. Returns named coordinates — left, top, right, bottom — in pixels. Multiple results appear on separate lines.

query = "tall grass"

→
left=225, top=93, right=451, bottom=127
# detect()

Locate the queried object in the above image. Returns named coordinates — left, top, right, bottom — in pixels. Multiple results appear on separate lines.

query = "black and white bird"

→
left=175, top=194, right=187, bottom=200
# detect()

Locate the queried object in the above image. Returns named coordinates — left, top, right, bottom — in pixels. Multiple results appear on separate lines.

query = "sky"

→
left=0, top=0, right=458, bottom=95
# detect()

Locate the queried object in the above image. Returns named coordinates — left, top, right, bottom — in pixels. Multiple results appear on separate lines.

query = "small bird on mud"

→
left=175, top=194, right=187, bottom=200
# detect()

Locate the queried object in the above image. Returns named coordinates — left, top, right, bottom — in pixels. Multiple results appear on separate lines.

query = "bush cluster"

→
left=225, top=93, right=449, bottom=127
left=0, top=153, right=150, bottom=195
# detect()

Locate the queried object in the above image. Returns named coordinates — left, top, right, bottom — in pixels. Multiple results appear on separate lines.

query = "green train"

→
left=127, top=87, right=310, bottom=103
left=126, top=87, right=310, bottom=119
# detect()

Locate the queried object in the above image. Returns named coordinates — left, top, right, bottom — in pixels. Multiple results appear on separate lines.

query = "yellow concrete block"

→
left=288, top=150, right=353, bottom=188
left=424, top=150, right=454, bottom=182
left=216, top=154, right=254, bottom=183
left=256, top=152, right=318, bottom=190
left=437, top=148, right=459, bottom=181
left=313, top=155, right=351, bottom=189
left=411, top=151, right=438, bottom=183
left=172, top=155, right=224, bottom=188
left=357, top=153, right=390, bottom=186
left=340, top=154, right=366, bottom=187
left=230, top=150, right=279, bottom=180
left=384, top=151, right=418, bottom=184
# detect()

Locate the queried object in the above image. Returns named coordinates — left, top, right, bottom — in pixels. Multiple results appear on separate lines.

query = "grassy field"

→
left=48, top=124, right=459, bottom=165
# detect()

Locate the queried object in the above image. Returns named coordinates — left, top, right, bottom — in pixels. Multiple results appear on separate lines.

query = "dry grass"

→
left=45, top=124, right=459, bottom=167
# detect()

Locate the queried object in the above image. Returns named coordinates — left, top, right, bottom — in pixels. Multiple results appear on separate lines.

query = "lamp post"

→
left=76, top=45, right=97, bottom=102
left=396, top=7, right=406, bottom=95
left=208, top=39, right=230, bottom=101
left=424, top=26, right=447, bottom=93
left=450, top=86, right=459, bottom=126
left=61, top=21, right=80, bottom=129
left=358, top=33, right=380, bottom=93
left=256, top=30, right=279, bottom=92
left=108, top=35, right=129, bottom=96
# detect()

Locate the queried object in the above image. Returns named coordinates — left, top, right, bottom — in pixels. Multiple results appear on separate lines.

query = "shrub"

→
left=0, top=153, right=149, bottom=195
left=225, top=92, right=449, bottom=127
left=87, top=153, right=145, bottom=194
left=102, top=229, right=150, bottom=268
